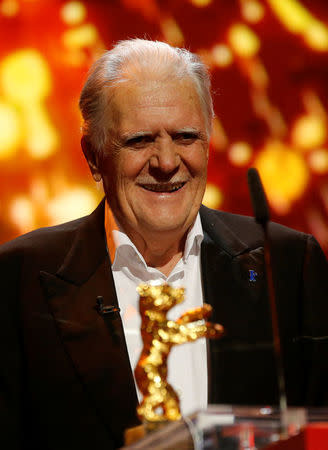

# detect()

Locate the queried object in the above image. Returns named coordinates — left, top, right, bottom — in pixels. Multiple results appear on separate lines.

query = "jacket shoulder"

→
left=200, top=205, right=310, bottom=250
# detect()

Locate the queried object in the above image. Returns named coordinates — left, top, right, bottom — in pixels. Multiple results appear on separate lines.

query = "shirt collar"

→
left=182, top=213, right=204, bottom=262
left=104, top=200, right=204, bottom=269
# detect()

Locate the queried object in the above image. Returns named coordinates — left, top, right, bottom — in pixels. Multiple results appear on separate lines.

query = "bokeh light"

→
left=47, top=187, right=99, bottom=224
left=62, top=24, right=98, bottom=49
left=0, top=102, right=21, bottom=158
left=241, top=0, right=265, bottom=23
left=60, top=1, right=86, bottom=25
left=254, top=141, right=309, bottom=214
left=25, top=106, right=59, bottom=159
left=203, top=184, right=223, bottom=210
left=1, top=49, right=51, bottom=103
left=308, top=149, right=328, bottom=173
left=212, top=45, right=233, bottom=67
left=229, top=142, right=252, bottom=166
left=0, top=49, right=58, bottom=159
left=0, top=0, right=19, bottom=17
left=291, top=115, right=326, bottom=151
left=9, top=196, right=36, bottom=234
left=228, top=24, right=260, bottom=58
left=267, top=0, right=328, bottom=51
left=190, top=0, right=212, bottom=7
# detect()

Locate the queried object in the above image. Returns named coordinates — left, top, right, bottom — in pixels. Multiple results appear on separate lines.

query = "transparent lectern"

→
left=122, top=405, right=328, bottom=450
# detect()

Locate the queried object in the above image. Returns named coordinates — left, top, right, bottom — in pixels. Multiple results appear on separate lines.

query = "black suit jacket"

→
left=0, top=200, right=327, bottom=449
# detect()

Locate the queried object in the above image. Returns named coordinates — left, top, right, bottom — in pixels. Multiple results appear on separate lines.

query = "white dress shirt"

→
left=111, top=214, right=207, bottom=416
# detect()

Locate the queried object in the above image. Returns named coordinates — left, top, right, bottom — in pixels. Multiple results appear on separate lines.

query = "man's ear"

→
left=81, top=136, right=102, bottom=182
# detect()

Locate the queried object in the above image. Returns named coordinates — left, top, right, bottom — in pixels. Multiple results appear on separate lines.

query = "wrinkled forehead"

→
left=106, top=78, right=206, bottom=134
left=112, top=75, right=200, bottom=104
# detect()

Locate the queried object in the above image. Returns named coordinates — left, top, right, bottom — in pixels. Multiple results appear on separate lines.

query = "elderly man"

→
left=0, top=39, right=327, bottom=450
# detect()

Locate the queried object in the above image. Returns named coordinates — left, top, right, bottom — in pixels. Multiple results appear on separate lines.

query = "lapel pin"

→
left=249, top=269, right=258, bottom=282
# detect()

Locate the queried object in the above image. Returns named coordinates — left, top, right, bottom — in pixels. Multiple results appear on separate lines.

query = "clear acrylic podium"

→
left=122, top=405, right=328, bottom=449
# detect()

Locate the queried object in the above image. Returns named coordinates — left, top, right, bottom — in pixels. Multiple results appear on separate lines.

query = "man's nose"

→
left=149, top=137, right=180, bottom=173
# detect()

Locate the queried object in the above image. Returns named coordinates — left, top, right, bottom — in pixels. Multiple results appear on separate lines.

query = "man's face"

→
left=97, top=79, right=209, bottom=239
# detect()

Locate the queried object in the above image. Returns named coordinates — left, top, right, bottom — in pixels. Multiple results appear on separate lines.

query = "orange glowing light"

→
left=212, top=44, right=233, bottom=67
left=240, top=0, right=265, bottom=23
left=160, top=17, right=184, bottom=46
left=60, top=1, right=86, bottom=25
left=30, top=178, right=49, bottom=204
left=47, top=187, right=99, bottom=225
left=25, top=105, right=59, bottom=159
left=308, top=149, right=328, bottom=174
left=210, top=117, right=228, bottom=151
left=254, top=141, right=309, bottom=213
left=190, top=0, right=212, bottom=6
left=291, top=115, right=326, bottom=151
left=0, top=49, right=59, bottom=159
left=9, top=196, right=36, bottom=233
left=0, top=0, right=19, bottom=16
left=267, top=0, right=328, bottom=51
left=228, top=24, right=260, bottom=58
left=246, top=60, right=269, bottom=88
left=229, top=142, right=252, bottom=166
left=0, top=102, right=21, bottom=158
left=62, top=24, right=98, bottom=48
left=267, top=0, right=312, bottom=32
left=203, top=184, right=223, bottom=209
left=304, top=22, right=328, bottom=52
left=252, top=90, right=287, bottom=138
left=1, top=49, right=51, bottom=103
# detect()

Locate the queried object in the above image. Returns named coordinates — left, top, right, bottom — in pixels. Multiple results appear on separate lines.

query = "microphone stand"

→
left=247, top=168, right=288, bottom=437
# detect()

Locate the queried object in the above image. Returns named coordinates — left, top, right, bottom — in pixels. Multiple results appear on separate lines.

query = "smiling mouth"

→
left=140, top=182, right=186, bottom=193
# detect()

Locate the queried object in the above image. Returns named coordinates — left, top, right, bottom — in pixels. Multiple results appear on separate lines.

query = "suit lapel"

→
left=39, top=201, right=139, bottom=446
left=200, top=206, right=273, bottom=403
left=200, top=205, right=269, bottom=330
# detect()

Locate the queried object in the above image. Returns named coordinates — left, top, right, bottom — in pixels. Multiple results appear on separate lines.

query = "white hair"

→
left=79, top=39, right=214, bottom=156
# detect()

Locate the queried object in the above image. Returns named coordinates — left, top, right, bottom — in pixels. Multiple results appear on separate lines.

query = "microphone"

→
left=247, top=168, right=288, bottom=436
left=95, top=296, right=122, bottom=344
left=96, top=296, right=121, bottom=315
left=247, top=168, right=270, bottom=226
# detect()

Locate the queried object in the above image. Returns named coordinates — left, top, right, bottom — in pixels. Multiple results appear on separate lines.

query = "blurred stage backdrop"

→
left=0, top=0, right=328, bottom=255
